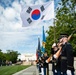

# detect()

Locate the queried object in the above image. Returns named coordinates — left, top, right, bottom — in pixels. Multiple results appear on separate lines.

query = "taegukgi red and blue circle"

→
left=31, top=9, right=41, bottom=20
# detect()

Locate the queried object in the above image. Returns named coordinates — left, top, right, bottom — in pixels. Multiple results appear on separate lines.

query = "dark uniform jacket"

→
left=43, top=56, right=49, bottom=68
left=60, top=42, right=74, bottom=72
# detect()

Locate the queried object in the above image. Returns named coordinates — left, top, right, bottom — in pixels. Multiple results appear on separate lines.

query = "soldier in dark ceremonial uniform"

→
left=59, top=34, right=75, bottom=75
left=43, top=53, right=49, bottom=75
left=51, top=43, right=61, bottom=75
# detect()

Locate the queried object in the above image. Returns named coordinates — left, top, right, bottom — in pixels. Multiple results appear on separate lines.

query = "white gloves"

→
left=46, top=60, right=48, bottom=63
left=55, top=69, right=57, bottom=73
left=52, top=43, right=56, bottom=48
left=67, top=70, right=72, bottom=75
left=53, top=55, right=57, bottom=59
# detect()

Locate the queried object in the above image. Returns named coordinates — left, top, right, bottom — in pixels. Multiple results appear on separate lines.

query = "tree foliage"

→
left=45, top=0, right=76, bottom=56
left=5, top=50, right=20, bottom=63
left=0, top=50, right=20, bottom=65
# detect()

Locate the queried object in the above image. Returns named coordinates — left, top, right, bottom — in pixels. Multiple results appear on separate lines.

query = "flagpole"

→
left=54, top=19, right=56, bottom=43
left=53, top=0, right=56, bottom=43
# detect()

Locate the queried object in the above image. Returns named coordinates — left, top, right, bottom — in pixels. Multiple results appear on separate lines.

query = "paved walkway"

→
left=13, top=65, right=76, bottom=75
left=13, top=66, right=39, bottom=75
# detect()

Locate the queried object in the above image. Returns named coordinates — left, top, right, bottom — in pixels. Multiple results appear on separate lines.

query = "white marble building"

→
left=18, top=53, right=36, bottom=62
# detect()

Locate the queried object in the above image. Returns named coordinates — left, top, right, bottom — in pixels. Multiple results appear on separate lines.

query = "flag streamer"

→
left=41, top=26, right=46, bottom=53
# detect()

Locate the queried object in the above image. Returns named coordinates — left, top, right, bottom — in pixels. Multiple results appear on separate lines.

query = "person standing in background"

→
left=43, top=52, right=49, bottom=75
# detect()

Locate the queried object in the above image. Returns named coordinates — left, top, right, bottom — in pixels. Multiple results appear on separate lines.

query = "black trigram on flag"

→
left=40, top=5, right=45, bottom=20
left=40, top=5, right=45, bottom=12
left=41, top=15, right=45, bottom=20
left=27, top=18, right=32, bottom=24
left=26, top=7, right=32, bottom=14
left=26, top=7, right=32, bottom=24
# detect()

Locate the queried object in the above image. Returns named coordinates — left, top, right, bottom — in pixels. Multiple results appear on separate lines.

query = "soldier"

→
left=51, top=43, right=61, bottom=75
left=58, top=34, right=75, bottom=75
left=43, top=52, right=49, bottom=75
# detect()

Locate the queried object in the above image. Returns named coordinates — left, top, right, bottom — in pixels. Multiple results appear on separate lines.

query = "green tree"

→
left=0, top=49, right=6, bottom=65
left=6, top=50, right=20, bottom=63
left=45, top=0, right=76, bottom=56
left=0, top=49, right=3, bottom=65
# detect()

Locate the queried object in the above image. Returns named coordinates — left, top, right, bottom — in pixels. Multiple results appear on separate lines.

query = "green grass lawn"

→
left=0, top=65, right=30, bottom=75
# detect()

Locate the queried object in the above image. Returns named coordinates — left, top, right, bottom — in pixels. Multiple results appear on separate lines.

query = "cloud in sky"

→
left=0, top=0, right=60, bottom=54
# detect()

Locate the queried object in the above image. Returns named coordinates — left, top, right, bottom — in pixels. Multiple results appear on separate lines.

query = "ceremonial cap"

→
left=58, top=33, right=68, bottom=40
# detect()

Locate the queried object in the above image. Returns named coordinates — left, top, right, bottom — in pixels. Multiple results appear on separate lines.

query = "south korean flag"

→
left=20, top=1, right=54, bottom=27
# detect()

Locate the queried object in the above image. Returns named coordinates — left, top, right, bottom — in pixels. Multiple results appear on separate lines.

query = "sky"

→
left=0, top=0, right=60, bottom=54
